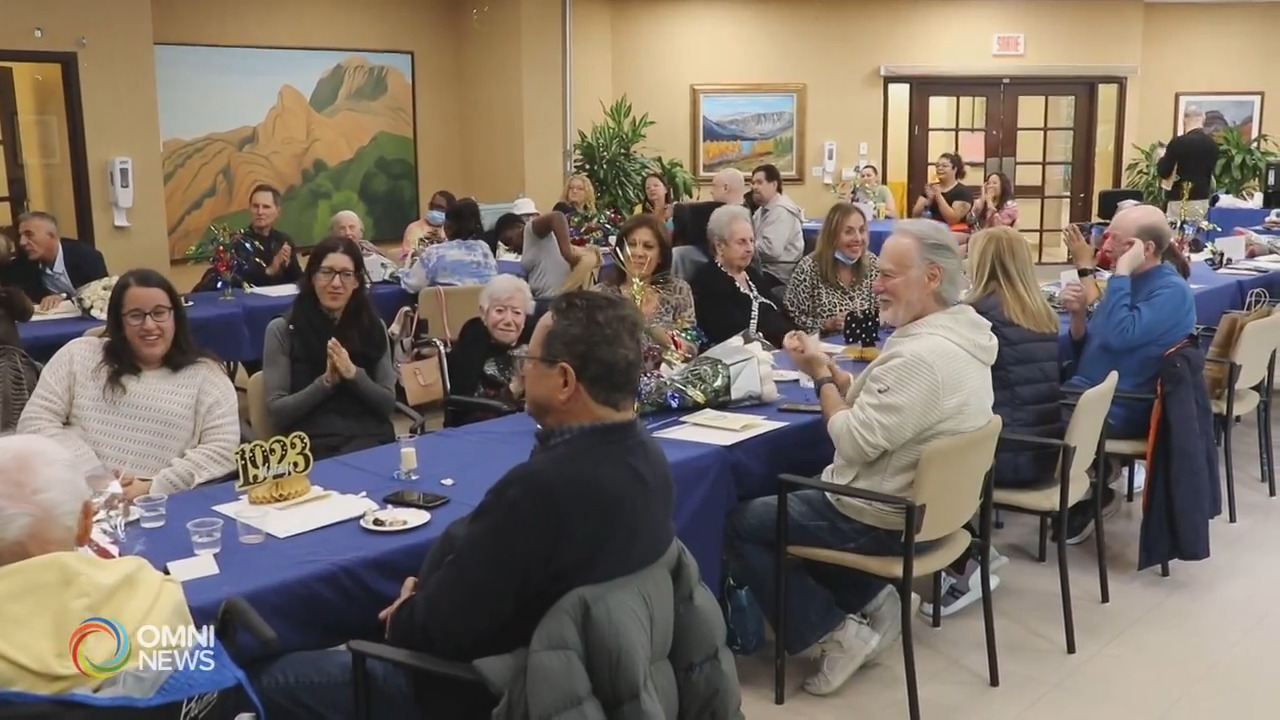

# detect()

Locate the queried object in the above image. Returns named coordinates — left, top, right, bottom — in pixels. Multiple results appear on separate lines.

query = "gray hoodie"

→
left=752, top=193, right=805, bottom=283
left=821, top=304, right=998, bottom=530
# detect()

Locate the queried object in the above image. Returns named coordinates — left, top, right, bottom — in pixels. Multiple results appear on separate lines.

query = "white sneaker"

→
left=860, top=586, right=902, bottom=664
left=919, top=563, right=1001, bottom=618
left=802, top=615, right=880, bottom=696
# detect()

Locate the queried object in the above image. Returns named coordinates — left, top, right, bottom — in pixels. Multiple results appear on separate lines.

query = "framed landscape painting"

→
left=691, top=84, right=806, bottom=182
left=154, top=44, right=418, bottom=260
left=1174, top=92, right=1263, bottom=140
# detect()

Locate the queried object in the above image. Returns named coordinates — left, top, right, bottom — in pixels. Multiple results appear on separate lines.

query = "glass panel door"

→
left=908, top=84, right=1002, bottom=207
left=998, top=83, right=1094, bottom=263
left=0, top=66, right=28, bottom=230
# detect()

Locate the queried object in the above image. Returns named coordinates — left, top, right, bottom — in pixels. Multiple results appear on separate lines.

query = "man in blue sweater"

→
left=1058, top=205, right=1195, bottom=543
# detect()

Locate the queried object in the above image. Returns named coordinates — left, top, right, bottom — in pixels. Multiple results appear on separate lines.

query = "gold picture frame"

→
left=690, top=83, right=806, bottom=183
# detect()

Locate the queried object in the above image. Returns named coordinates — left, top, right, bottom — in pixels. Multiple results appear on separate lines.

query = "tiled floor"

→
left=737, top=409, right=1277, bottom=719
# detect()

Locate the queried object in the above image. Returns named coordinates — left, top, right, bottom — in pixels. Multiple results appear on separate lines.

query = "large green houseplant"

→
left=1214, top=127, right=1278, bottom=196
left=572, top=96, right=696, bottom=216
left=1123, top=141, right=1167, bottom=205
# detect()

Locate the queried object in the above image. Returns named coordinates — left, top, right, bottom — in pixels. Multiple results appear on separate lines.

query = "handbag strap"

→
left=434, top=286, right=453, bottom=347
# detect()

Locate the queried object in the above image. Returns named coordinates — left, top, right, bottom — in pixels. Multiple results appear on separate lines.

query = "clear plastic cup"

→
left=133, top=494, right=167, bottom=528
left=186, top=518, right=223, bottom=556
left=394, top=434, right=420, bottom=482
left=235, top=508, right=268, bottom=545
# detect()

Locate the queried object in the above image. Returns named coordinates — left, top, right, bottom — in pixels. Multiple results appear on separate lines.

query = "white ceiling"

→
left=1144, top=0, right=1280, bottom=3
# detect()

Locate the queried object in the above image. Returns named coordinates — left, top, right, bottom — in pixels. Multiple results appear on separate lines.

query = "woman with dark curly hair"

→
left=17, top=269, right=238, bottom=498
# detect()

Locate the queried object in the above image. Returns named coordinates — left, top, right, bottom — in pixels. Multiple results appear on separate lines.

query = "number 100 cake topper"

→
left=234, top=432, right=314, bottom=491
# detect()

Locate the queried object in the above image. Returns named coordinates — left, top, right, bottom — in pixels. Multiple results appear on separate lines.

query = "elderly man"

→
left=329, top=210, right=364, bottom=241
left=725, top=220, right=996, bottom=696
left=1056, top=206, right=1195, bottom=543
left=0, top=435, right=194, bottom=693
left=0, top=211, right=107, bottom=311
left=1158, top=106, right=1219, bottom=202
left=671, top=168, right=748, bottom=281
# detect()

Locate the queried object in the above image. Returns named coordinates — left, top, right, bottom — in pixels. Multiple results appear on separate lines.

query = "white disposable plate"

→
left=360, top=507, right=431, bottom=532
left=773, top=370, right=800, bottom=382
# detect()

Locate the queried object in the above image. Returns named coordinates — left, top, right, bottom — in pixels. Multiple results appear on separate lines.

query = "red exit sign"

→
left=992, top=33, right=1026, bottom=57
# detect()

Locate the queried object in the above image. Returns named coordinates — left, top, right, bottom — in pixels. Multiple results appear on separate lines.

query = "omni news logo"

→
left=69, top=617, right=218, bottom=677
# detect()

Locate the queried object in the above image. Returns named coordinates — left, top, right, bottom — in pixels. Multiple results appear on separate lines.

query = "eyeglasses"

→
left=122, top=307, right=173, bottom=326
left=510, top=349, right=559, bottom=372
left=316, top=268, right=358, bottom=286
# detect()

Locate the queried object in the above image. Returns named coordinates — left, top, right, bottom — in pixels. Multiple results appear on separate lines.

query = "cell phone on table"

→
left=777, top=403, right=823, bottom=414
left=383, top=490, right=450, bottom=510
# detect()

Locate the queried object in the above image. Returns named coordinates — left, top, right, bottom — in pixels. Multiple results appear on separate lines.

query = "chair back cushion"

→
left=1061, top=371, right=1119, bottom=502
left=246, top=372, right=274, bottom=439
left=913, top=416, right=1002, bottom=542
left=1231, top=312, right=1280, bottom=390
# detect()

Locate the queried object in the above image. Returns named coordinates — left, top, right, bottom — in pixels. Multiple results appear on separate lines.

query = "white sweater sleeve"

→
left=826, top=351, right=945, bottom=469
left=15, top=341, right=104, bottom=472
left=149, top=364, right=240, bottom=494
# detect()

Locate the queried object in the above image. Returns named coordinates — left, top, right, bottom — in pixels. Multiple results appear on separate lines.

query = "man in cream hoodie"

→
left=749, top=164, right=805, bottom=284
left=726, top=219, right=996, bottom=697
left=0, top=435, right=194, bottom=695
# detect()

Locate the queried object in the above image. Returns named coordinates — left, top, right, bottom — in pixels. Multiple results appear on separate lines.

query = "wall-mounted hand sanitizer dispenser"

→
left=822, top=142, right=837, bottom=185
left=108, top=157, right=133, bottom=227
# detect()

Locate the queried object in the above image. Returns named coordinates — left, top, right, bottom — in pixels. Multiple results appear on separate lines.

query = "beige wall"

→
left=571, top=0, right=1276, bottom=217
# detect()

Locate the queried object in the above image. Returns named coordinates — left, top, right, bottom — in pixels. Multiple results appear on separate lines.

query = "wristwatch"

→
left=814, top=376, right=837, bottom=395
left=1076, top=267, right=1096, bottom=279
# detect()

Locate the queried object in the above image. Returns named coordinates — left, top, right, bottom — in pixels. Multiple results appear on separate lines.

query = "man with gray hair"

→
left=709, top=168, right=746, bottom=205
left=0, top=434, right=194, bottom=693
left=670, top=169, right=749, bottom=281
left=1158, top=105, right=1218, bottom=202
left=725, top=219, right=996, bottom=696
left=329, top=210, right=364, bottom=241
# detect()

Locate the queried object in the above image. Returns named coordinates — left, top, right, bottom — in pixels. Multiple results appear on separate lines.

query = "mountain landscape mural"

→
left=693, top=86, right=804, bottom=181
left=155, top=46, right=418, bottom=259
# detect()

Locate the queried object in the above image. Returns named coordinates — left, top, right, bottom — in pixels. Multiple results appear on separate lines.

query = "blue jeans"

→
left=725, top=489, right=912, bottom=655
left=249, top=648, right=419, bottom=719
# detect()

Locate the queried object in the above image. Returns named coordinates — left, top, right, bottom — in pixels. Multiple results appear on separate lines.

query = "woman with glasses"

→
left=263, top=236, right=397, bottom=459
left=17, top=269, right=239, bottom=498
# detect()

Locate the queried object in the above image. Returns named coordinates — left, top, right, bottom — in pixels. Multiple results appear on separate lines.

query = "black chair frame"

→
left=348, top=640, right=487, bottom=720
left=772, top=473, right=999, bottom=720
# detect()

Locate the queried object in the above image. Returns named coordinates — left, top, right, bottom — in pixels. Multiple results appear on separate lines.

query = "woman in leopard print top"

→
left=784, top=202, right=879, bottom=346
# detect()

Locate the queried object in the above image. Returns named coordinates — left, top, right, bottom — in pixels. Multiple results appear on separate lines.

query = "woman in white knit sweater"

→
left=18, top=269, right=239, bottom=498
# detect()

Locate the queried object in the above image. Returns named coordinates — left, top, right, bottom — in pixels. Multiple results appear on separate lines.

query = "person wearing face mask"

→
left=401, top=190, right=457, bottom=264
left=262, top=237, right=397, bottom=460
left=17, top=269, right=239, bottom=499
left=784, top=203, right=881, bottom=360
left=445, top=274, right=535, bottom=426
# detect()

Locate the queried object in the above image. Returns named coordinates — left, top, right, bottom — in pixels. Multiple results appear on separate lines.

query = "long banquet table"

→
left=17, top=284, right=413, bottom=363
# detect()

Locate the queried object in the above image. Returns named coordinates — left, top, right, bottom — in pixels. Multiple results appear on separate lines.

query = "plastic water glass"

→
left=187, top=518, right=223, bottom=556
left=235, top=508, right=268, bottom=545
left=134, top=494, right=167, bottom=528
left=394, top=434, right=420, bottom=482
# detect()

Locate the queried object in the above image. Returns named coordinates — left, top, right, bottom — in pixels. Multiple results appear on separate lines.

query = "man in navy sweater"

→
left=1058, top=205, right=1195, bottom=543
left=251, top=291, right=676, bottom=719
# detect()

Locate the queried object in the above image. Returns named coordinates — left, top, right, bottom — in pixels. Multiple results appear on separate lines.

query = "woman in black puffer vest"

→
left=966, top=227, right=1064, bottom=486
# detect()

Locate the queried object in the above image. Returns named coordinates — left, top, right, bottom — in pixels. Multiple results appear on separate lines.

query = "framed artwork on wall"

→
left=1173, top=92, right=1263, bottom=140
left=154, top=44, right=418, bottom=260
left=690, top=83, right=806, bottom=183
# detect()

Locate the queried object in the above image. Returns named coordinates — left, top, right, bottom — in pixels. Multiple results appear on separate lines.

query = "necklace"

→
left=715, top=260, right=775, bottom=336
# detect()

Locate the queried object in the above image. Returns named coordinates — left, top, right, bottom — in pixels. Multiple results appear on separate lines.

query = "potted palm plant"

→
left=1123, top=141, right=1167, bottom=206
left=1213, top=128, right=1278, bottom=197
left=572, top=96, right=696, bottom=217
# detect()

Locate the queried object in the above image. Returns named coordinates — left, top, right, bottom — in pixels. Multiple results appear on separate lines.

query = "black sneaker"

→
left=1052, top=487, right=1119, bottom=545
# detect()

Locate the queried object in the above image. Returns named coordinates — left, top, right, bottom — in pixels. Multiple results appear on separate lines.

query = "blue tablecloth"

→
left=802, top=219, right=894, bottom=255
left=1206, top=207, right=1272, bottom=243
left=16, top=284, right=412, bottom=364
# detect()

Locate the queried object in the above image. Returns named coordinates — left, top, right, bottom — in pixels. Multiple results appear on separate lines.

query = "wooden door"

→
left=907, top=83, right=1003, bottom=206
left=0, top=67, right=28, bottom=230
left=997, top=83, right=1095, bottom=262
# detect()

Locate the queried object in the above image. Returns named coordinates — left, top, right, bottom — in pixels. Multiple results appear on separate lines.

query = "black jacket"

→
left=238, top=228, right=302, bottom=287
left=691, top=262, right=793, bottom=348
left=1139, top=339, right=1221, bottom=571
left=671, top=201, right=724, bottom=257
left=1157, top=129, right=1219, bottom=201
left=972, top=295, right=1064, bottom=487
left=0, top=238, right=107, bottom=301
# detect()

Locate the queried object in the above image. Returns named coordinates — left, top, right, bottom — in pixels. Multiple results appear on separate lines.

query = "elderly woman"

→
left=690, top=204, right=793, bottom=348
left=784, top=202, right=881, bottom=359
left=17, top=269, right=239, bottom=498
left=595, top=213, right=697, bottom=360
left=446, top=274, right=534, bottom=424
